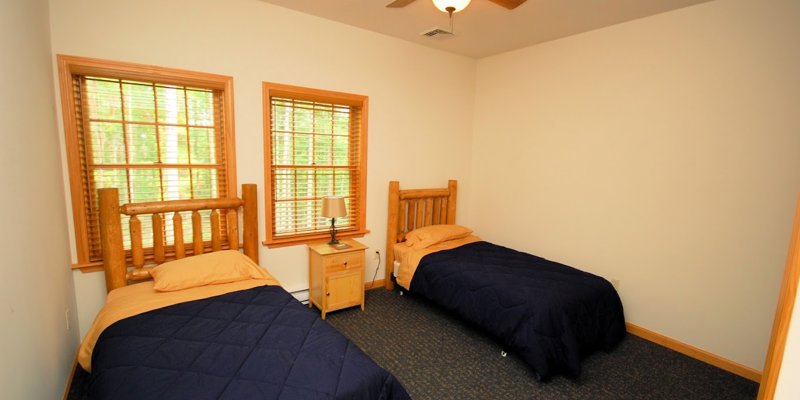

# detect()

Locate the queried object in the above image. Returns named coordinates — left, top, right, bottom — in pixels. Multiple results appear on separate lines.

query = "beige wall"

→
left=0, top=0, right=79, bottom=398
left=470, top=0, right=800, bottom=370
left=47, top=0, right=477, bottom=337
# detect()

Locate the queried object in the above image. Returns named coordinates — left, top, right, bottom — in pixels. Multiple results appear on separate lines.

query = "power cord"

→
left=367, top=251, right=381, bottom=289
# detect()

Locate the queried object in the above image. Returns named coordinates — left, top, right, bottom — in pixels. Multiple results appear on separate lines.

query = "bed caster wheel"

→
left=399, top=291, right=404, bottom=296
left=500, top=350, right=507, bottom=357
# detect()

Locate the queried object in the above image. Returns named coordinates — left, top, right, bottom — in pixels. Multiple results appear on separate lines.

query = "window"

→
left=262, top=83, right=368, bottom=247
left=57, top=55, right=237, bottom=269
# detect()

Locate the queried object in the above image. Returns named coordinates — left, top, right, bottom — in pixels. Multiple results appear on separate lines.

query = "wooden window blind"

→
left=58, top=56, right=237, bottom=269
left=262, top=83, right=368, bottom=246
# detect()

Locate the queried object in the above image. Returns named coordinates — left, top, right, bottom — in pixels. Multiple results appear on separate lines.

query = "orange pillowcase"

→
left=404, top=224, right=473, bottom=249
left=150, top=250, right=270, bottom=292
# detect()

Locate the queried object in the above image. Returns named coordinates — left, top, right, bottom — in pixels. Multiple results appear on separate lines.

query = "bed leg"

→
left=500, top=350, right=507, bottom=357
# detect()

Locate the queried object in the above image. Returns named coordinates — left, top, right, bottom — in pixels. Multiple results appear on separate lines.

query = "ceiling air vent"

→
left=420, top=27, right=453, bottom=37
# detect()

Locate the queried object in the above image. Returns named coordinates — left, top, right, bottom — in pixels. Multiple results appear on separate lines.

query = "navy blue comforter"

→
left=410, top=241, right=626, bottom=379
left=89, top=285, right=409, bottom=400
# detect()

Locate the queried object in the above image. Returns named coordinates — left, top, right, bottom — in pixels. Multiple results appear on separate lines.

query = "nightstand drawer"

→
left=323, top=252, right=363, bottom=273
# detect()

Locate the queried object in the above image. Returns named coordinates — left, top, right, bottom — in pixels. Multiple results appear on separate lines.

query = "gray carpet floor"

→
left=325, top=288, right=759, bottom=400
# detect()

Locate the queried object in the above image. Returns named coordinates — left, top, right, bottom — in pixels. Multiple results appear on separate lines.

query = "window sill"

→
left=262, top=229, right=369, bottom=248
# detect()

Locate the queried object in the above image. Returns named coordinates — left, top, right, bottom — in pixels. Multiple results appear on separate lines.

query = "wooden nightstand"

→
left=308, top=238, right=367, bottom=319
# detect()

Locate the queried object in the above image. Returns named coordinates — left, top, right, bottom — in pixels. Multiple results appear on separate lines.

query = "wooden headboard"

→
left=98, top=183, right=259, bottom=292
left=385, top=180, right=457, bottom=289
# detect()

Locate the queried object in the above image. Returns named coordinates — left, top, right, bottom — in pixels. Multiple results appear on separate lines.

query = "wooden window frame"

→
left=57, top=55, right=238, bottom=270
left=262, top=82, right=368, bottom=247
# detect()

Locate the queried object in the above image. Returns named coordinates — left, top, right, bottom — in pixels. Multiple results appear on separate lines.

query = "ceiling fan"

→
left=387, top=0, right=526, bottom=36
left=386, top=0, right=527, bottom=11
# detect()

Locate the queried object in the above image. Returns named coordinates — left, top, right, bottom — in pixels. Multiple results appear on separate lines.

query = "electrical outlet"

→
left=65, top=308, right=71, bottom=331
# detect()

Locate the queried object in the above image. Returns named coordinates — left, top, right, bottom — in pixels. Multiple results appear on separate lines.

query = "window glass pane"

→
left=187, top=89, right=214, bottom=126
left=314, top=109, right=333, bottom=134
left=334, top=169, right=350, bottom=197
left=86, top=78, right=122, bottom=120
left=127, top=124, right=158, bottom=164
left=294, top=104, right=313, bottom=133
left=296, top=169, right=312, bottom=200
left=129, top=169, right=161, bottom=203
left=333, top=136, right=349, bottom=166
left=90, top=122, right=126, bottom=164
left=333, top=110, right=350, bottom=136
left=294, top=200, right=314, bottom=231
left=159, top=126, right=189, bottom=164
left=315, top=169, right=333, bottom=198
left=161, top=168, right=192, bottom=200
left=273, top=168, right=295, bottom=201
left=315, top=134, right=332, bottom=165
left=92, top=168, right=130, bottom=203
left=156, top=86, right=187, bottom=125
left=192, top=168, right=217, bottom=199
left=272, top=103, right=291, bottom=132
left=122, top=82, right=155, bottom=122
left=189, top=127, right=214, bottom=164
left=272, top=132, right=292, bottom=165
left=294, top=133, right=312, bottom=166
left=274, top=201, right=294, bottom=234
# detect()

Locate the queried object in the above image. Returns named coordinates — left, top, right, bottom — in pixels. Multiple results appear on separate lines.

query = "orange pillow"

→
left=150, top=250, right=269, bottom=292
left=404, top=224, right=473, bottom=249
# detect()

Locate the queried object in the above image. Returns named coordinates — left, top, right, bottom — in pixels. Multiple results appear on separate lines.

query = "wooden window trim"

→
left=261, top=82, right=368, bottom=248
left=57, top=55, right=238, bottom=270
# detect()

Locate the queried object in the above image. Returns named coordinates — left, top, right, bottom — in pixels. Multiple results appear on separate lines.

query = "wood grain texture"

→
left=129, top=215, right=144, bottom=268
left=192, top=211, right=204, bottom=256
left=384, top=180, right=458, bottom=290
left=308, top=239, right=367, bottom=319
left=758, top=195, right=800, bottom=399
left=152, top=213, right=165, bottom=263
left=242, top=183, right=259, bottom=262
left=626, top=323, right=761, bottom=382
left=98, top=188, right=127, bottom=292
left=385, top=181, right=400, bottom=289
left=97, top=184, right=259, bottom=292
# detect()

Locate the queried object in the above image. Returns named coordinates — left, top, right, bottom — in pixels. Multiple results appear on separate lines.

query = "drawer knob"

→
left=326, top=292, right=330, bottom=296
left=344, top=261, right=348, bottom=268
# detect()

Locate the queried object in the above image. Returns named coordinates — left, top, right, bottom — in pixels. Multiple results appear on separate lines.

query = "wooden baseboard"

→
left=365, top=279, right=385, bottom=290
left=62, top=353, right=78, bottom=400
left=626, top=323, right=761, bottom=382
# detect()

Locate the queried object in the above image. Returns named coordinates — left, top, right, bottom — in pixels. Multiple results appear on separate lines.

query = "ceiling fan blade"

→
left=488, top=0, right=527, bottom=9
left=386, top=0, right=418, bottom=8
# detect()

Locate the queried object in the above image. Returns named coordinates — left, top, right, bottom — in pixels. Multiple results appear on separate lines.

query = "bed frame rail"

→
left=385, top=180, right=457, bottom=289
left=98, top=183, right=259, bottom=292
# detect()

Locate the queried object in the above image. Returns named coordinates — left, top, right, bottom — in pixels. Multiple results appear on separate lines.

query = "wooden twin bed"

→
left=384, top=179, right=627, bottom=380
left=79, top=184, right=409, bottom=400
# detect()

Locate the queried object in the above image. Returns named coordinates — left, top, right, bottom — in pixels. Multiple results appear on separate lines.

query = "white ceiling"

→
left=258, top=0, right=714, bottom=58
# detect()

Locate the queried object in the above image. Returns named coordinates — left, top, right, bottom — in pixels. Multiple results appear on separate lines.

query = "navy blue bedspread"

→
left=410, top=241, right=626, bottom=380
left=89, top=285, right=409, bottom=400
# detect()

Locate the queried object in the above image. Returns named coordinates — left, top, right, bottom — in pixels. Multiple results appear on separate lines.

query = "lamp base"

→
left=328, top=218, right=339, bottom=245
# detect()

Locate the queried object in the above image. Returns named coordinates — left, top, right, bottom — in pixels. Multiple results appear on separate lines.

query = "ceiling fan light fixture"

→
left=432, top=0, right=472, bottom=13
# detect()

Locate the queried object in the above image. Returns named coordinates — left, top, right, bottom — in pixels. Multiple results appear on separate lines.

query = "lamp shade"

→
left=322, top=197, right=346, bottom=218
left=432, top=0, right=472, bottom=13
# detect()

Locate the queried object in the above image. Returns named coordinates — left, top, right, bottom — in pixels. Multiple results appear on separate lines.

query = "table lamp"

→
left=322, top=196, right=346, bottom=244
